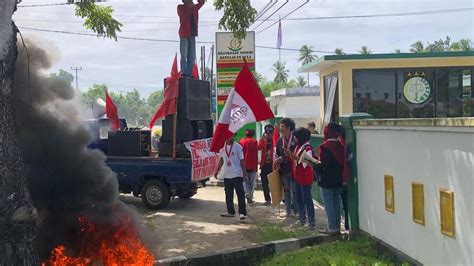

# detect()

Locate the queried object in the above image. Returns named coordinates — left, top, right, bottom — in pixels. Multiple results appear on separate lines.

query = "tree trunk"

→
left=0, top=1, right=39, bottom=264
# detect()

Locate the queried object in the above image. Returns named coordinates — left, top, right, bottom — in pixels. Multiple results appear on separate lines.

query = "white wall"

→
left=269, top=96, right=320, bottom=119
left=355, top=124, right=474, bottom=265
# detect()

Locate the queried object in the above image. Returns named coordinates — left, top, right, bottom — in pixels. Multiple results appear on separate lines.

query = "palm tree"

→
left=298, top=45, right=316, bottom=85
left=358, top=46, right=372, bottom=54
left=296, top=76, right=307, bottom=87
left=450, top=39, right=472, bottom=51
left=409, top=41, right=425, bottom=53
left=334, top=48, right=345, bottom=55
left=272, top=61, right=289, bottom=83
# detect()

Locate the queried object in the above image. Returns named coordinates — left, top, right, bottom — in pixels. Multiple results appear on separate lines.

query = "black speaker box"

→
left=108, top=130, right=151, bottom=157
left=176, top=77, right=211, bottom=120
left=161, top=116, right=213, bottom=143
left=157, top=141, right=190, bottom=158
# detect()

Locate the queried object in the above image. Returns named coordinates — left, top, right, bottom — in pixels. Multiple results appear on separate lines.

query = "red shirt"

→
left=177, top=0, right=205, bottom=38
left=292, top=144, right=315, bottom=186
left=239, top=137, right=258, bottom=171
left=258, top=137, right=274, bottom=168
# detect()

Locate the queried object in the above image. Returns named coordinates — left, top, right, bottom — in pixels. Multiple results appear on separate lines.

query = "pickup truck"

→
left=85, top=118, right=209, bottom=210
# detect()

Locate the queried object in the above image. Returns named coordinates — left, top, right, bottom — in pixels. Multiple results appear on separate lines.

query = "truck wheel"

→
left=178, top=191, right=196, bottom=199
left=141, top=180, right=170, bottom=210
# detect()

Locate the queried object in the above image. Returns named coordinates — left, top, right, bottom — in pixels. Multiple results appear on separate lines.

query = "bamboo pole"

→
left=172, top=112, right=177, bottom=160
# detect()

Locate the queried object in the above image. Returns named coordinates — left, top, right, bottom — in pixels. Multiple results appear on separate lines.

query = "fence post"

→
left=339, top=113, right=373, bottom=231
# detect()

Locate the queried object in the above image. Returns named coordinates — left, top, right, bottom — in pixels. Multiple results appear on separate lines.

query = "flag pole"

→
left=172, top=112, right=177, bottom=160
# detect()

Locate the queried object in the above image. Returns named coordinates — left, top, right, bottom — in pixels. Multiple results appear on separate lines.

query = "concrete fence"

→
left=353, top=118, right=474, bottom=265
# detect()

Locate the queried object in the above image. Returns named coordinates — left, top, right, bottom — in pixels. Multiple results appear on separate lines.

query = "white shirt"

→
left=219, top=142, right=244, bottom=179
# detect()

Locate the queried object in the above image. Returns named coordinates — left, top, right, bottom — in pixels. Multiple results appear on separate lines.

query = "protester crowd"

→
left=213, top=117, right=350, bottom=234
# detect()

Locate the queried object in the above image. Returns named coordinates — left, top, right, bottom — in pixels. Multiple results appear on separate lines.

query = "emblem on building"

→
left=228, top=38, right=243, bottom=52
left=403, top=77, right=431, bottom=104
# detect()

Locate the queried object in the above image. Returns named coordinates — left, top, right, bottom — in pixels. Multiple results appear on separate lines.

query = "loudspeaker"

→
left=108, top=130, right=151, bottom=157
left=177, top=77, right=211, bottom=120
left=161, top=116, right=213, bottom=143
left=157, top=141, right=190, bottom=158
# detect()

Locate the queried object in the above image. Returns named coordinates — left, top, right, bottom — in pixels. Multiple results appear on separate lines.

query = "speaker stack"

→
left=158, top=77, right=213, bottom=158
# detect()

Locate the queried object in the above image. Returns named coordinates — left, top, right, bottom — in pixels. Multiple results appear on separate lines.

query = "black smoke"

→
left=13, top=39, right=149, bottom=260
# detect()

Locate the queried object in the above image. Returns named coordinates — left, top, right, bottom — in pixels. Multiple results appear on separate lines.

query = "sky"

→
left=13, top=0, right=474, bottom=97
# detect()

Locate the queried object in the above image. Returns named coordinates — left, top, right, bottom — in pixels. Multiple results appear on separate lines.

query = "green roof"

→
left=299, top=51, right=474, bottom=73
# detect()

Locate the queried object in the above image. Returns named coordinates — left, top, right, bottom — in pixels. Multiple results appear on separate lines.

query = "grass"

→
left=258, top=236, right=408, bottom=266
left=253, top=223, right=318, bottom=243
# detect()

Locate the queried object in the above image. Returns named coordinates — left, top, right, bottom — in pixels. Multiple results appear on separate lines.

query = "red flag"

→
left=170, top=53, right=179, bottom=77
left=105, top=90, right=119, bottom=130
left=210, top=62, right=274, bottom=152
left=148, top=56, right=180, bottom=128
left=192, top=63, right=199, bottom=79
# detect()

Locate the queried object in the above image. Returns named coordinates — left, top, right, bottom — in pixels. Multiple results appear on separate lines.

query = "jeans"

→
left=341, top=185, right=349, bottom=230
left=260, top=164, right=272, bottom=202
left=295, top=184, right=315, bottom=226
left=180, top=36, right=196, bottom=76
left=291, top=178, right=299, bottom=215
left=321, top=187, right=343, bottom=231
left=280, top=173, right=293, bottom=215
left=224, top=177, right=247, bottom=216
left=243, top=170, right=257, bottom=201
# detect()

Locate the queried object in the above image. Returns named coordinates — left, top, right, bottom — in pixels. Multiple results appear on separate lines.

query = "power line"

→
left=257, top=0, right=309, bottom=34
left=252, top=0, right=289, bottom=31
left=17, top=3, right=71, bottom=8
left=18, top=26, right=329, bottom=53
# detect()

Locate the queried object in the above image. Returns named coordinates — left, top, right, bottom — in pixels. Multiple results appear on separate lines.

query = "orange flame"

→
left=42, top=217, right=154, bottom=266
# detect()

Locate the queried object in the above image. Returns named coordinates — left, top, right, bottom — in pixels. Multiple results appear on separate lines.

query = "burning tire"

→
left=141, top=180, right=170, bottom=210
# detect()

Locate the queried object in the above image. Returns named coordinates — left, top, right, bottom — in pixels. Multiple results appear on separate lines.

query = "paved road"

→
left=120, top=186, right=327, bottom=259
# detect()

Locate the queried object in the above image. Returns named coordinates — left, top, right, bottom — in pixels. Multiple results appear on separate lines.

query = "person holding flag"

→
left=214, top=135, right=247, bottom=221
left=258, top=124, right=276, bottom=205
left=210, top=60, right=274, bottom=219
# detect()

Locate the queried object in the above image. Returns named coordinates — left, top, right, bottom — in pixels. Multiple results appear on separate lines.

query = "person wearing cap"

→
left=258, top=124, right=275, bottom=205
left=239, top=129, right=258, bottom=204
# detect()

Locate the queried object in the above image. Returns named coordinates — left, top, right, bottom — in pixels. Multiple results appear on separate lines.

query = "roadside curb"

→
left=155, top=234, right=338, bottom=266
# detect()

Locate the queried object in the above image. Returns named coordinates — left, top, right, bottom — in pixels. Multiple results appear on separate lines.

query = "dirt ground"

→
left=119, top=186, right=328, bottom=259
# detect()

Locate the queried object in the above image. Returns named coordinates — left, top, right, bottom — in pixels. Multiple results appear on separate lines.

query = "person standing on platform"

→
left=258, top=125, right=275, bottom=206
left=239, top=129, right=258, bottom=204
left=177, top=0, right=205, bottom=76
left=274, top=118, right=298, bottom=217
left=214, top=135, right=248, bottom=221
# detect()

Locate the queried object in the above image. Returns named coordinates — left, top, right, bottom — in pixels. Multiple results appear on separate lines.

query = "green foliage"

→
left=49, top=69, right=74, bottom=85
left=298, top=45, right=316, bottom=65
left=296, top=76, right=307, bottom=87
left=358, top=45, right=372, bottom=54
left=213, top=0, right=257, bottom=39
left=259, top=236, right=406, bottom=266
left=75, top=2, right=122, bottom=40
left=259, top=78, right=296, bottom=97
left=410, top=37, right=472, bottom=53
left=81, top=84, right=163, bottom=127
left=272, top=61, right=289, bottom=83
left=334, top=48, right=345, bottom=55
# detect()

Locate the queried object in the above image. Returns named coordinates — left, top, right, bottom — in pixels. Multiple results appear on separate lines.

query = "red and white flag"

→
left=210, top=62, right=274, bottom=152
left=149, top=54, right=180, bottom=128
left=105, top=89, right=120, bottom=130
left=192, top=62, right=200, bottom=79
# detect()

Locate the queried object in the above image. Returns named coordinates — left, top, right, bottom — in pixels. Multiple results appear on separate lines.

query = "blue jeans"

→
left=280, top=173, right=293, bottom=215
left=295, top=184, right=315, bottom=226
left=291, top=178, right=299, bottom=215
left=243, top=171, right=257, bottom=201
left=321, top=187, right=343, bottom=231
left=180, top=36, right=196, bottom=76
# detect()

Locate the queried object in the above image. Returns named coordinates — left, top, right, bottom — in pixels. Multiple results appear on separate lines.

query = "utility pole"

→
left=71, top=66, right=82, bottom=92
